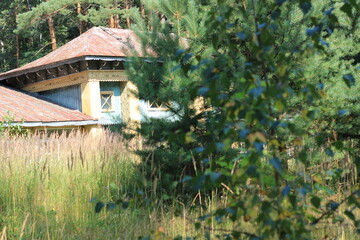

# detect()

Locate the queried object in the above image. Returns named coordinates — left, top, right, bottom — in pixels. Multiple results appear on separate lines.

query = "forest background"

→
left=0, top=0, right=359, bottom=239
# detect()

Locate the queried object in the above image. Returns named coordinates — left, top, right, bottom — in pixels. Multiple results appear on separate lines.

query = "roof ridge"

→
left=99, top=26, right=127, bottom=42
left=0, top=27, right=152, bottom=81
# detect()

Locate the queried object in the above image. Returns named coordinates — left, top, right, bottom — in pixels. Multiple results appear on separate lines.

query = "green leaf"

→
left=344, top=210, right=355, bottom=221
left=299, top=150, right=309, bottom=164
left=195, top=222, right=201, bottom=230
left=276, top=0, right=287, bottom=6
left=235, top=32, right=247, bottom=40
left=325, top=148, right=334, bottom=157
left=106, top=202, right=116, bottom=211
left=315, top=135, right=325, bottom=145
left=311, top=196, right=321, bottom=208
left=95, top=201, right=105, bottom=213
left=333, top=141, right=344, bottom=150
left=282, top=185, right=291, bottom=196
left=343, top=74, right=355, bottom=88
left=275, top=100, right=284, bottom=112
left=209, top=172, right=221, bottom=182
left=270, top=158, right=283, bottom=174
left=340, top=3, right=353, bottom=18
left=329, top=202, right=340, bottom=210
left=332, top=215, right=344, bottom=223
left=140, top=237, right=151, bottom=240
left=355, top=157, right=360, bottom=171
left=181, top=175, right=192, bottom=183
left=110, top=182, right=117, bottom=190
left=299, top=0, right=312, bottom=14
left=122, top=201, right=129, bottom=209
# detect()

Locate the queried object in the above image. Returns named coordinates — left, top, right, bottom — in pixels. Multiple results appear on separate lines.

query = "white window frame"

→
left=100, top=91, right=115, bottom=112
left=148, top=100, right=170, bottom=111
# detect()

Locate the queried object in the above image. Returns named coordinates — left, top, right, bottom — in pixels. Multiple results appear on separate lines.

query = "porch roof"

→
left=0, top=85, right=96, bottom=124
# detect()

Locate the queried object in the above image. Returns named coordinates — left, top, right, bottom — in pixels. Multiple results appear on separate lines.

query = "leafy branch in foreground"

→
left=0, top=111, right=27, bottom=136
left=310, top=189, right=360, bottom=226
left=127, top=0, right=359, bottom=239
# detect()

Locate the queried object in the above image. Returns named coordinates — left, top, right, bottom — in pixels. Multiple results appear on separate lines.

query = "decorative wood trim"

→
left=100, top=91, right=115, bottom=112
left=148, top=100, right=170, bottom=111
left=21, top=69, right=128, bottom=92
left=99, top=60, right=107, bottom=70
left=88, top=70, right=128, bottom=82
left=22, top=71, right=89, bottom=92
left=111, top=62, right=120, bottom=69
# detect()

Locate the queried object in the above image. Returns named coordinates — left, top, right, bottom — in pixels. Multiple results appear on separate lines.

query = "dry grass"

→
left=0, top=130, right=172, bottom=239
left=0, top=130, right=358, bottom=239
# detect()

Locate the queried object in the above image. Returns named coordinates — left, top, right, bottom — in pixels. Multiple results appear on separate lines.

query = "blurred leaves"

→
left=126, top=0, right=360, bottom=239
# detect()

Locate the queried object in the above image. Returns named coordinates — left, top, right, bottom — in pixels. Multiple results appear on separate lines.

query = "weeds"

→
left=0, top=131, right=357, bottom=239
left=0, top=131, right=155, bottom=239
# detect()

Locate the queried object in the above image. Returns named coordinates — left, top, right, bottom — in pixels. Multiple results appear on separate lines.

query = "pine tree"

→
left=10, top=0, right=143, bottom=67
left=126, top=0, right=360, bottom=238
left=0, top=0, right=41, bottom=71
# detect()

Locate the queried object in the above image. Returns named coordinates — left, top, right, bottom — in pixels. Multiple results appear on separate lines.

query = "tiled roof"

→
left=0, top=27, right=147, bottom=79
left=0, top=85, right=95, bottom=123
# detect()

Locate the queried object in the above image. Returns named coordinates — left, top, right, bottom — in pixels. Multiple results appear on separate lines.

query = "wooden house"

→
left=0, top=27, right=175, bottom=133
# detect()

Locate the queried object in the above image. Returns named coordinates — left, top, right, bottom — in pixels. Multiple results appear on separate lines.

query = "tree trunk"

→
left=45, top=0, right=57, bottom=50
left=140, top=3, right=149, bottom=30
left=108, top=14, right=115, bottom=28
left=114, top=14, right=120, bottom=28
left=15, top=35, right=20, bottom=68
left=125, top=0, right=131, bottom=27
left=14, top=4, right=19, bottom=67
left=25, top=0, right=31, bottom=11
left=48, top=16, right=57, bottom=50
left=140, top=3, right=146, bottom=19
left=77, top=2, right=83, bottom=34
left=108, top=0, right=120, bottom=28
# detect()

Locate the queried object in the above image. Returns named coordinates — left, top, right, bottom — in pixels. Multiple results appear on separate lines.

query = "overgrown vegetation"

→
left=0, top=111, right=28, bottom=137
left=1, top=0, right=359, bottom=239
left=125, top=0, right=360, bottom=239
left=0, top=131, right=357, bottom=240
left=0, top=131, right=150, bottom=239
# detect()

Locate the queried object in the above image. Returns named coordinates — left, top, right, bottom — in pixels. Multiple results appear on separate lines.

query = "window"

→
left=148, top=100, right=170, bottom=111
left=101, top=91, right=114, bottom=112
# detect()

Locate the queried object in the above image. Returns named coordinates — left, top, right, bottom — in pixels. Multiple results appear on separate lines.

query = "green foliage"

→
left=0, top=0, right=143, bottom=72
left=0, top=111, right=27, bottom=136
left=127, top=0, right=360, bottom=239
left=16, top=0, right=76, bottom=33
left=0, top=0, right=80, bottom=71
left=125, top=0, right=218, bottom=196
left=15, top=0, right=134, bottom=32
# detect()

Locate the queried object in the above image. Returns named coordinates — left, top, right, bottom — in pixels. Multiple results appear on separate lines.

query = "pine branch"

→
left=21, top=4, right=71, bottom=27
left=185, top=216, right=259, bottom=238
left=310, top=190, right=360, bottom=226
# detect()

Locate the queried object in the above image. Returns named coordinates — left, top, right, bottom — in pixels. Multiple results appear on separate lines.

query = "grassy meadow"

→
left=0, top=131, right=194, bottom=239
left=0, top=131, right=358, bottom=240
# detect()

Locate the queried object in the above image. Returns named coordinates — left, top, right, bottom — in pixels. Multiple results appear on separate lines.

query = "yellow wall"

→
left=81, top=81, right=101, bottom=118
left=20, top=69, right=142, bottom=132
left=120, top=81, right=141, bottom=126
left=83, top=125, right=104, bottom=135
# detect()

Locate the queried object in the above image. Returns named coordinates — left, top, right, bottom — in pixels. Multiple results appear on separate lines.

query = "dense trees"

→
left=0, top=0, right=359, bottom=238
left=0, top=0, right=144, bottom=72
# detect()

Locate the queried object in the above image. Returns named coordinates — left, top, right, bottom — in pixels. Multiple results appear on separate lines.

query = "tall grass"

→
left=0, top=131, right=186, bottom=239
left=0, top=131, right=358, bottom=239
